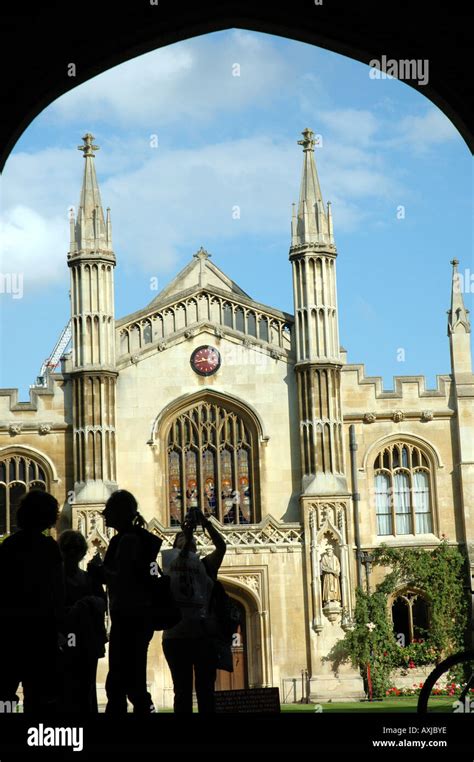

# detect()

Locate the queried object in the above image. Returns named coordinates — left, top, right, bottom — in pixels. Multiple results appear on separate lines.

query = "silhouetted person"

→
left=163, top=508, right=226, bottom=713
left=0, top=490, right=64, bottom=712
left=57, top=530, right=107, bottom=712
left=98, top=490, right=162, bottom=714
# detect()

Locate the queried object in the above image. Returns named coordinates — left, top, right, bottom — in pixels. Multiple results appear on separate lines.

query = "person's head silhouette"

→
left=102, top=489, right=145, bottom=532
left=16, top=489, right=59, bottom=532
left=58, top=529, right=88, bottom=572
left=173, top=530, right=197, bottom=554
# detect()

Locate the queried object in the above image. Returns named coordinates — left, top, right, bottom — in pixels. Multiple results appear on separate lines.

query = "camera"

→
left=182, top=506, right=201, bottom=532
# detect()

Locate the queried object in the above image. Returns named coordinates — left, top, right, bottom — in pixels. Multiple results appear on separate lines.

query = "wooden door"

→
left=215, top=600, right=247, bottom=691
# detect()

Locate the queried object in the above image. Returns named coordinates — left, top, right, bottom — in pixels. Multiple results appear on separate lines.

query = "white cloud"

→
left=1, top=130, right=406, bottom=289
left=385, top=108, right=459, bottom=153
left=2, top=148, right=78, bottom=215
left=0, top=205, right=68, bottom=288
left=318, top=109, right=380, bottom=147
left=49, top=30, right=287, bottom=128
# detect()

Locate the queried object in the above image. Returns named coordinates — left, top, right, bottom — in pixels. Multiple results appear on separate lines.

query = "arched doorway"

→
left=213, top=576, right=268, bottom=691
left=215, top=598, right=248, bottom=691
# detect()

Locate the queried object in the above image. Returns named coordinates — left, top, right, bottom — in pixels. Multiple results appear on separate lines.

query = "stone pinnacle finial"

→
left=448, top=258, right=470, bottom=336
left=194, top=246, right=211, bottom=260
left=297, top=128, right=316, bottom=152
left=78, top=133, right=100, bottom=157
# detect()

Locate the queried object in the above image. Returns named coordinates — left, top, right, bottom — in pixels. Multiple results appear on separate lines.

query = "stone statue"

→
left=321, top=546, right=342, bottom=604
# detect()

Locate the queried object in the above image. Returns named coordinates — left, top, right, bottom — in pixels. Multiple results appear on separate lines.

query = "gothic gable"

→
left=148, top=247, right=250, bottom=307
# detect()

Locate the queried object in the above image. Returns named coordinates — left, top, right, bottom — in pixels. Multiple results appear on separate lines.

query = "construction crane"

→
left=35, top=320, right=72, bottom=386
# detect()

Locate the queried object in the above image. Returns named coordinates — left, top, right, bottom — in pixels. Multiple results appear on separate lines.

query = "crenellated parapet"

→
left=341, top=364, right=454, bottom=422
left=0, top=374, right=64, bottom=414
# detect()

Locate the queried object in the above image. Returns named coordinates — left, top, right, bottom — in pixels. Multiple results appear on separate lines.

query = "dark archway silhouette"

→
left=1, top=0, right=472, bottom=171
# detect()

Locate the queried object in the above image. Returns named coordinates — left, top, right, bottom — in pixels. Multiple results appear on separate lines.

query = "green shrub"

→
left=334, top=541, right=469, bottom=698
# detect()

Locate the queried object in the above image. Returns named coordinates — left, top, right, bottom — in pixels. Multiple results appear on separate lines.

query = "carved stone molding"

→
left=131, top=354, right=140, bottom=364
left=235, top=574, right=260, bottom=592
left=73, top=512, right=303, bottom=556
left=76, top=424, right=116, bottom=435
left=392, top=410, right=405, bottom=422
left=75, top=507, right=114, bottom=551
left=157, top=340, right=167, bottom=351
left=38, top=424, right=52, bottom=435
left=146, top=514, right=303, bottom=554
left=117, top=289, right=293, bottom=361
left=322, top=600, right=341, bottom=623
left=9, top=424, right=23, bottom=435
left=363, top=412, right=377, bottom=424
left=309, top=501, right=348, bottom=535
left=421, top=410, right=434, bottom=422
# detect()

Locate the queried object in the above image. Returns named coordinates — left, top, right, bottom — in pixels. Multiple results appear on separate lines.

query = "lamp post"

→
left=366, top=621, right=376, bottom=701
left=360, top=551, right=374, bottom=594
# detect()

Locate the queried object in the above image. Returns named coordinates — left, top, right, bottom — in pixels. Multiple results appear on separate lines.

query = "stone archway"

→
left=3, top=5, right=472, bottom=170
left=218, top=575, right=269, bottom=689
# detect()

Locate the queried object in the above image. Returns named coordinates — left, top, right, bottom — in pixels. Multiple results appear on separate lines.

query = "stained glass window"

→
left=166, top=401, right=258, bottom=525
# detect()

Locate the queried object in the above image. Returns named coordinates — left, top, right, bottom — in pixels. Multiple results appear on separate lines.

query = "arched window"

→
left=374, top=442, right=433, bottom=536
left=223, top=303, right=233, bottom=329
left=0, top=453, right=49, bottom=535
left=391, top=590, right=430, bottom=645
left=142, top=321, right=152, bottom=344
left=235, top=307, right=245, bottom=334
left=247, top=312, right=257, bottom=338
left=166, top=400, right=259, bottom=527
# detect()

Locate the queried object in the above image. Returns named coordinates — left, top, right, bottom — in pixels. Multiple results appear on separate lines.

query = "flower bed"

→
left=386, top=681, right=474, bottom=697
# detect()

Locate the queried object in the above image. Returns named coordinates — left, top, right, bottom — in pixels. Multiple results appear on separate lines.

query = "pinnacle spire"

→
left=292, top=128, right=334, bottom=248
left=70, top=133, right=112, bottom=254
left=448, top=259, right=470, bottom=335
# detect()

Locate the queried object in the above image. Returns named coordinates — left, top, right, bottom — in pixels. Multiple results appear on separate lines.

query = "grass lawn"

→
left=281, top=697, right=454, bottom=713
left=131, top=697, right=453, bottom=713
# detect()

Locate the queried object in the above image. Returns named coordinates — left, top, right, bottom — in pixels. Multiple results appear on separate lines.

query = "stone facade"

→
left=1, top=130, right=472, bottom=707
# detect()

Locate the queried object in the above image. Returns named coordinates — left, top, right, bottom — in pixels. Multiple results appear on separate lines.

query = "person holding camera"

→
left=163, top=508, right=226, bottom=713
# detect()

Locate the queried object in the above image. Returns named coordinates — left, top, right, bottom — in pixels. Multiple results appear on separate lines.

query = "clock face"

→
left=190, top=345, right=221, bottom=376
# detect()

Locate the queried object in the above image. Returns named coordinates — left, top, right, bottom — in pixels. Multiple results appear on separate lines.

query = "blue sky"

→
left=1, top=29, right=472, bottom=398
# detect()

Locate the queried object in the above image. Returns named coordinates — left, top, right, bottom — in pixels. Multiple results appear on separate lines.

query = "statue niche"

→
left=321, top=544, right=342, bottom=622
